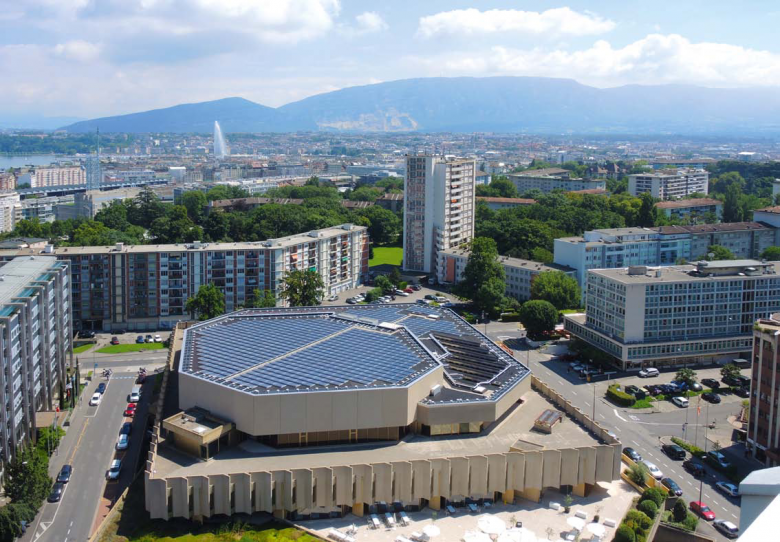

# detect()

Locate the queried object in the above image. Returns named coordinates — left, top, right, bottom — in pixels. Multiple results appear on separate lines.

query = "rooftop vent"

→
left=115, top=242, right=124, bottom=252
left=628, top=266, right=647, bottom=276
left=43, top=244, right=54, bottom=254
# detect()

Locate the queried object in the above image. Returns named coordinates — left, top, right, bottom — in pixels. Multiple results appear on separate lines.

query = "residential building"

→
left=375, top=192, right=403, bottom=213
left=554, top=222, right=776, bottom=298
left=476, top=196, right=536, bottom=211
left=145, top=305, right=620, bottom=521
left=650, top=159, right=715, bottom=170
left=654, top=198, right=723, bottom=222
left=103, top=169, right=157, bottom=184
left=0, top=224, right=368, bottom=332
left=0, top=173, right=16, bottom=191
left=68, top=187, right=142, bottom=219
left=739, top=466, right=780, bottom=539
left=30, top=166, right=85, bottom=188
left=753, top=206, right=780, bottom=246
left=0, top=256, right=72, bottom=470
left=17, top=194, right=74, bottom=223
left=748, top=316, right=780, bottom=466
left=507, top=168, right=606, bottom=194
left=628, top=168, right=709, bottom=199
left=0, top=193, right=20, bottom=233
left=564, top=260, right=780, bottom=370
left=403, top=155, right=476, bottom=275
left=439, top=247, right=575, bottom=301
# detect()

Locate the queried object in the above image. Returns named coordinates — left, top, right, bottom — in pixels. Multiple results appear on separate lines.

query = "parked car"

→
left=395, top=289, right=409, bottom=297
left=644, top=384, right=663, bottom=396
left=639, top=367, right=659, bottom=378
left=622, top=447, right=642, bottom=462
left=120, top=421, right=132, bottom=435
left=690, top=501, right=716, bottom=521
left=661, top=477, right=683, bottom=496
left=48, top=482, right=64, bottom=502
left=624, top=385, right=646, bottom=399
left=89, top=392, right=102, bottom=406
left=706, top=450, right=731, bottom=469
left=701, top=378, right=720, bottom=389
left=154, top=334, right=162, bottom=342
left=116, top=434, right=129, bottom=450
left=689, top=382, right=703, bottom=392
left=78, top=330, right=96, bottom=339
left=734, top=387, right=750, bottom=398
left=411, top=284, right=422, bottom=291
left=135, top=335, right=145, bottom=344
left=702, top=392, right=721, bottom=404
left=683, top=460, right=706, bottom=477
left=424, top=294, right=436, bottom=300
left=641, top=460, right=663, bottom=479
left=106, top=459, right=122, bottom=480
left=124, top=403, right=137, bottom=417
left=716, top=481, right=740, bottom=498
left=346, top=298, right=357, bottom=304
left=403, top=287, right=414, bottom=293
left=712, top=519, right=739, bottom=538
left=96, top=382, right=106, bottom=394
left=434, top=296, right=448, bottom=303
left=416, top=299, right=432, bottom=305
left=110, top=336, right=120, bottom=345
left=672, top=396, right=689, bottom=408
left=56, top=464, right=72, bottom=484
left=662, top=444, right=686, bottom=460
left=327, top=294, right=338, bottom=302
left=145, top=334, right=153, bottom=343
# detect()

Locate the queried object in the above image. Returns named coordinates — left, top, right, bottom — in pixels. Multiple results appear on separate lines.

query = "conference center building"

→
left=145, top=304, right=621, bottom=521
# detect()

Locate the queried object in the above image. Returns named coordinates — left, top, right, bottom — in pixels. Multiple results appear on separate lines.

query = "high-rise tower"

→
left=85, top=128, right=102, bottom=190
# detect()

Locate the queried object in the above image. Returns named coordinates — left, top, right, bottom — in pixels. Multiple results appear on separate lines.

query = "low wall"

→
left=655, top=523, right=715, bottom=542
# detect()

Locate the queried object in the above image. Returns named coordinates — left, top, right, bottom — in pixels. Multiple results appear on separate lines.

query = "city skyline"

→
left=2, top=1, right=780, bottom=122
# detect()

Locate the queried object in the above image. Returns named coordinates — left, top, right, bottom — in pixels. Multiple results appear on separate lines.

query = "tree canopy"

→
left=455, top=238, right=506, bottom=310
left=530, top=271, right=580, bottom=310
left=278, top=269, right=325, bottom=306
left=518, top=300, right=559, bottom=339
left=185, top=283, right=225, bottom=320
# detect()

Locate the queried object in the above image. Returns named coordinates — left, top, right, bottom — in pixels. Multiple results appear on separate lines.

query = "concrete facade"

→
left=748, top=317, right=780, bottom=466
left=507, top=170, right=606, bottom=195
left=628, top=168, right=709, bottom=199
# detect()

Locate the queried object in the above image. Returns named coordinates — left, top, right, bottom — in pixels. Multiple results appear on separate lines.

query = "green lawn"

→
left=369, top=246, right=402, bottom=267
left=73, top=343, right=94, bottom=354
left=96, top=343, right=165, bottom=354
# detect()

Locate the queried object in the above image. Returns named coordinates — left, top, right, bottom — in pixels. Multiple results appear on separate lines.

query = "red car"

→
left=124, top=403, right=137, bottom=417
left=404, top=287, right=414, bottom=293
left=690, top=501, right=716, bottom=521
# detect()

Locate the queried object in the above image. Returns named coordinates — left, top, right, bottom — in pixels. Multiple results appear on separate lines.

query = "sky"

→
left=2, top=0, right=780, bottom=121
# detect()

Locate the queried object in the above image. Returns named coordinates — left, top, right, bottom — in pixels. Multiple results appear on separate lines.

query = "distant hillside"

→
left=61, top=77, right=780, bottom=134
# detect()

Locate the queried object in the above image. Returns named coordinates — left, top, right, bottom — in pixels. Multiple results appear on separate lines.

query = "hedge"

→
left=637, top=499, right=658, bottom=519
left=615, top=524, right=636, bottom=542
left=608, top=384, right=637, bottom=406
left=640, top=487, right=666, bottom=508
left=671, top=437, right=705, bottom=458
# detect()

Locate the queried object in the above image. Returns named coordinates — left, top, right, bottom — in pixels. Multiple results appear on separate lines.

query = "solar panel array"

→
left=232, top=326, right=431, bottom=389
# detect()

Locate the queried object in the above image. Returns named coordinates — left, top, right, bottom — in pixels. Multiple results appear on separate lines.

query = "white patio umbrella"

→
left=499, top=528, right=537, bottom=542
left=424, top=524, right=441, bottom=538
left=463, top=531, right=493, bottom=542
left=478, top=515, right=507, bottom=535
left=586, top=523, right=606, bottom=538
left=566, top=516, right=586, bottom=531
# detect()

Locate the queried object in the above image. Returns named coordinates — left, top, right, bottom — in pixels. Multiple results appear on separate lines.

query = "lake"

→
left=0, top=154, right=75, bottom=169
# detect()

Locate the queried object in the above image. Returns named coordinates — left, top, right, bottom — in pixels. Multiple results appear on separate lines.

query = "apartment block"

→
left=749, top=316, right=780, bottom=466
left=0, top=256, right=72, bottom=468
left=0, top=224, right=368, bottom=332
left=565, top=260, right=780, bottom=370
left=17, top=195, right=74, bottom=223
left=655, top=198, right=723, bottom=222
left=628, top=168, right=709, bottom=199
left=439, top=247, right=575, bottom=301
left=30, top=166, right=86, bottom=188
left=0, top=173, right=15, bottom=191
left=507, top=168, right=606, bottom=195
left=0, top=193, right=20, bottom=233
left=403, top=155, right=476, bottom=275
left=554, top=222, right=776, bottom=298
left=476, top=196, right=537, bottom=211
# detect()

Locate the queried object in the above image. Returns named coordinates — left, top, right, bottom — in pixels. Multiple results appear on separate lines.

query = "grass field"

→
left=73, top=343, right=94, bottom=354
left=369, top=246, right=402, bottom=267
left=96, top=343, right=165, bottom=354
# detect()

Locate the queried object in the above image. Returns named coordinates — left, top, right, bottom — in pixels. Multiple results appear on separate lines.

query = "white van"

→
left=638, top=367, right=659, bottom=378
left=129, top=386, right=141, bottom=403
left=672, top=396, right=689, bottom=408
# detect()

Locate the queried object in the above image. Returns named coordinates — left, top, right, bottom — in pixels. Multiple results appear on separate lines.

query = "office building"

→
left=0, top=224, right=368, bottom=332
left=507, top=169, right=606, bottom=195
left=30, top=166, right=86, bottom=188
left=554, top=222, right=776, bottom=298
left=476, top=197, right=537, bottom=211
left=439, top=247, right=575, bottom=301
left=403, top=155, right=476, bottom=275
left=748, top=316, right=780, bottom=466
left=17, top=194, right=74, bottom=223
left=0, top=173, right=16, bottom=191
left=655, top=198, right=723, bottom=222
left=145, top=304, right=620, bottom=521
left=739, top=466, right=780, bottom=538
left=564, top=260, right=780, bottom=371
left=628, top=168, right=709, bottom=199
left=0, top=193, right=20, bottom=233
left=0, top=256, right=72, bottom=469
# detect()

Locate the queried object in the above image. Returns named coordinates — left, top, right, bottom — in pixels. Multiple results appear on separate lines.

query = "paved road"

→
left=26, top=361, right=161, bottom=542
left=485, top=328, right=750, bottom=541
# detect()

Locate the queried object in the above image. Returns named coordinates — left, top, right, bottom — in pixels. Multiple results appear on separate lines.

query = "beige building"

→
left=628, top=168, right=709, bottom=199
left=145, top=305, right=621, bottom=521
left=0, top=193, right=20, bottom=233
left=30, top=166, right=85, bottom=188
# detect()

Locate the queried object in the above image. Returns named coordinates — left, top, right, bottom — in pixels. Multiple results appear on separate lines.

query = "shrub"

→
left=641, top=487, right=667, bottom=508
left=637, top=499, right=658, bottom=519
left=615, top=524, right=636, bottom=542
left=628, top=462, right=649, bottom=486
left=672, top=498, right=688, bottom=522
left=671, top=437, right=705, bottom=458
left=682, top=512, right=699, bottom=532
left=608, top=384, right=636, bottom=406
left=625, top=509, right=652, bottom=531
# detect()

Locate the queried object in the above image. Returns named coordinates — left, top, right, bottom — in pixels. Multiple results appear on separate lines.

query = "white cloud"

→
left=419, top=34, right=780, bottom=88
left=417, top=7, right=615, bottom=38
left=354, top=12, right=387, bottom=34
left=53, top=40, right=101, bottom=62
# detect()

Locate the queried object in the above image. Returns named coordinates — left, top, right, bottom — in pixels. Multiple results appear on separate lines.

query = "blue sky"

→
left=2, top=1, right=780, bottom=119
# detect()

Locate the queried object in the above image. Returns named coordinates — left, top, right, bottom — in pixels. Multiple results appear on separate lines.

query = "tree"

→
left=518, top=300, right=558, bottom=339
left=94, top=200, right=130, bottom=230
left=457, top=237, right=505, bottom=300
left=246, top=289, right=275, bottom=308
left=761, top=246, right=780, bottom=260
left=388, top=267, right=402, bottom=287
left=359, top=206, right=401, bottom=245
left=364, top=288, right=382, bottom=303
left=672, top=498, right=688, bottom=522
left=474, top=276, right=506, bottom=314
left=675, top=367, right=697, bottom=388
left=720, top=363, right=741, bottom=381
left=278, top=269, right=325, bottom=306
left=723, top=183, right=743, bottom=222
left=704, top=245, right=735, bottom=261
left=627, top=462, right=649, bottom=486
left=375, top=275, right=395, bottom=295
left=530, top=247, right=553, bottom=263
left=614, top=524, right=635, bottom=542
left=128, top=186, right=166, bottom=228
left=180, top=190, right=208, bottom=224
left=4, top=446, right=51, bottom=508
left=530, top=271, right=580, bottom=310
left=637, top=193, right=657, bottom=227
left=149, top=205, right=203, bottom=244
left=185, top=283, right=225, bottom=321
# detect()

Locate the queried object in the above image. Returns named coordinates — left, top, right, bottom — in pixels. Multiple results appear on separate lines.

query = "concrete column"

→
left=352, top=502, right=364, bottom=517
left=517, top=487, right=541, bottom=503
left=572, top=483, right=587, bottom=497
left=273, top=509, right=285, bottom=519
left=502, top=490, right=515, bottom=504
left=429, top=497, right=441, bottom=510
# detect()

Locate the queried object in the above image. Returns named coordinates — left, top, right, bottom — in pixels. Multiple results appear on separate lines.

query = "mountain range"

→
left=61, top=76, right=780, bottom=135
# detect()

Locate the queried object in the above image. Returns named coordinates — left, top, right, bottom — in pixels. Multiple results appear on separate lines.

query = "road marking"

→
left=67, top=419, right=90, bottom=464
left=629, top=415, right=640, bottom=421
left=613, top=409, right=626, bottom=421
left=713, top=499, right=720, bottom=506
left=670, top=469, right=678, bottom=475
left=570, top=390, right=577, bottom=396
left=730, top=514, right=738, bottom=519
left=584, top=401, right=590, bottom=407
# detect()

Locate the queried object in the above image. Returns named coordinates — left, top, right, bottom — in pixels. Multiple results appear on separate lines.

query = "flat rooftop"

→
left=655, top=198, right=722, bottom=209
left=440, top=247, right=575, bottom=274
left=0, top=256, right=59, bottom=307
left=590, top=260, right=779, bottom=284
left=153, top=387, right=600, bottom=478
left=181, top=305, right=529, bottom=399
